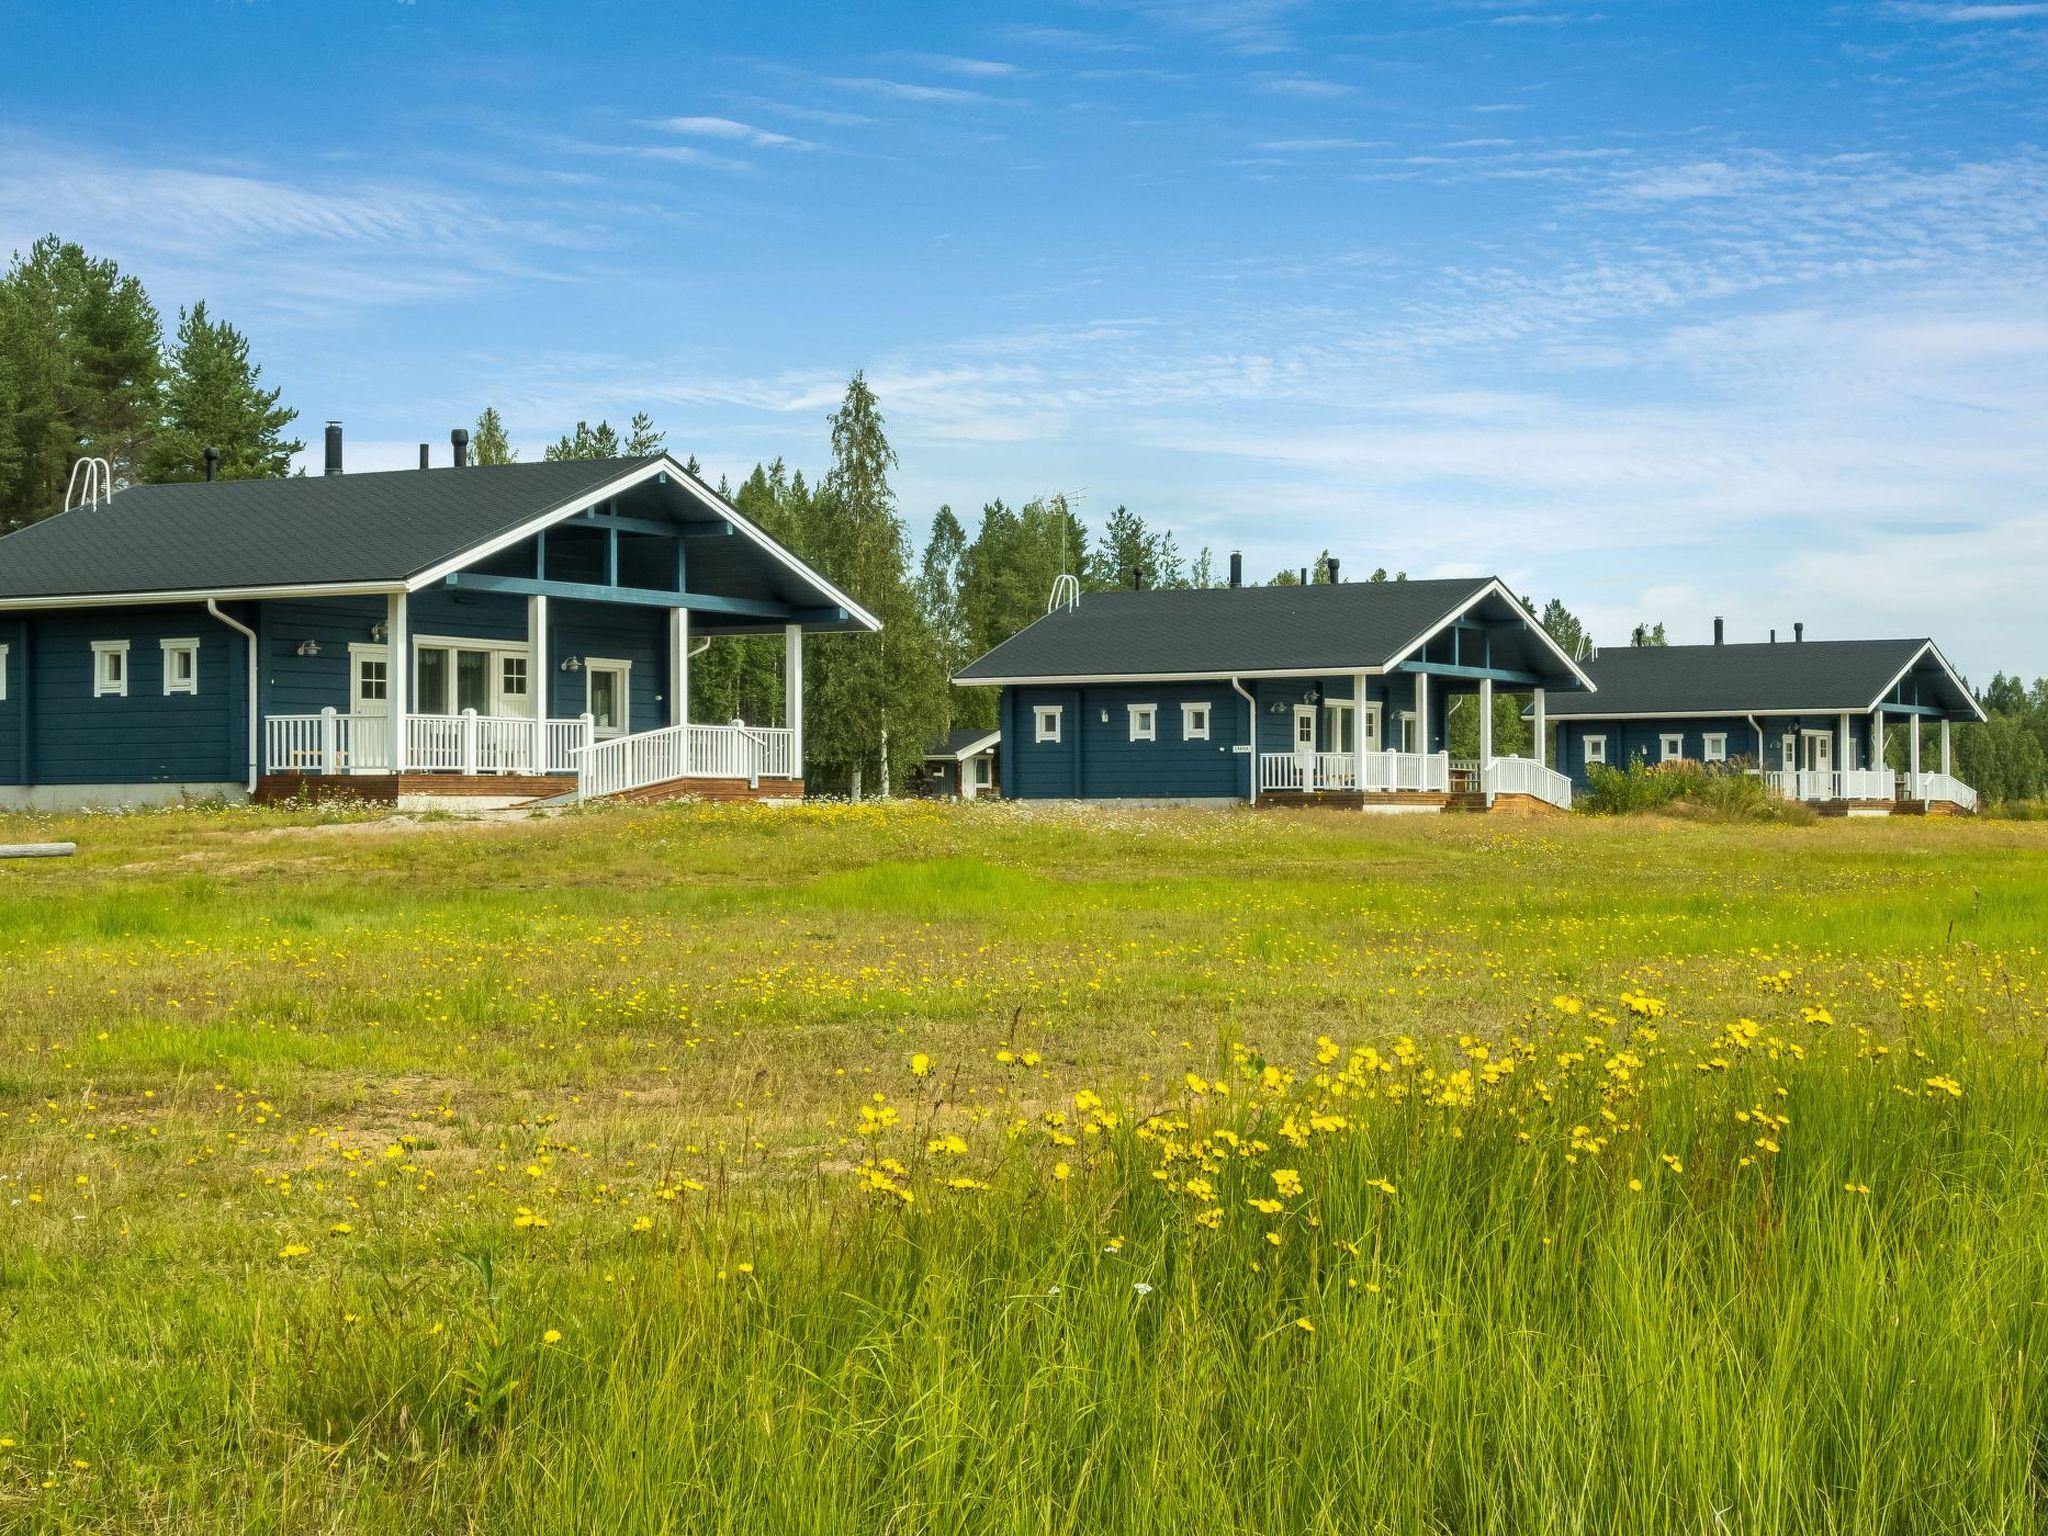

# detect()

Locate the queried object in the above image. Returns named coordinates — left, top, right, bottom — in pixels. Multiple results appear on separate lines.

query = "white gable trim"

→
left=928, top=729, right=1002, bottom=761
left=1379, top=577, right=1597, bottom=691
left=1866, top=640, right=1984, bottom=722
left=403, top=455, right=882, bottom=633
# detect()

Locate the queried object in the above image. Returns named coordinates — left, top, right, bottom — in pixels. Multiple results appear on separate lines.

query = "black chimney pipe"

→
left=1299, top=566, right=1308, bottom=586
left=419, top=443, right=430, bottom=470
left=1795, top=622, right=1804, bottom=643
left=451, top=427, right=470, bottom=468
left=1129, top=565, right=1143, bottom=591
left=1770, top=628, right=1778, bottom=644
left=1326, top=557, right=1340, bottom=584
left=1713, top=616, right=1724, bottom=646
left=324, top=421, right=343, bottom=476
left=1229, top=552, right=1243, bottom=588
left=203, top=446, right=219, bottom=483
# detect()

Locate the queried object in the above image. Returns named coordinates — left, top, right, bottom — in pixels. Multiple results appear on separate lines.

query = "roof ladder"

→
left=1046, top=572, right=1080, bottom=614
left=64, top=456, right=112, bottom=512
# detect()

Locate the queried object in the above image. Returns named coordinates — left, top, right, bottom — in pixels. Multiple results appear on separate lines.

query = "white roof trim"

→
left=1865, top=640, right=1985, bottom=722
left=1381, top=577, right=1597, bottom=691
left=928, top=729, right=1001, bottom=761
left=0, top=581, right=402, bottom=612
left=955, top=665, right=1381, bottom=687
left=1548, top=705, right=1949, bottom=722
left=406, top=455, right=882, bottom=632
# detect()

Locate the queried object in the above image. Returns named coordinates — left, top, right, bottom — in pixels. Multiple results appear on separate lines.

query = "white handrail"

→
left=574, top=722, right=798, bottom=801
left=1259, top=750, right=1448, bottom=795
left=1485, top=755, right=1573, bottom=809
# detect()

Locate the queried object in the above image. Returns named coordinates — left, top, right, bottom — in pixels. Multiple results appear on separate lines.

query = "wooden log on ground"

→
left=0, top=842, right=76, bottom=859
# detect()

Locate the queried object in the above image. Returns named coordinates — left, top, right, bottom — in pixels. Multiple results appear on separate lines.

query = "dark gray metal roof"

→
left=0, top=458, right=652, bottom=598
left=1546, top=639, right=1981, bottom=720
left=954, top=577, right=1582, bottom=683
left=927, top=727, right=1001, bottom=759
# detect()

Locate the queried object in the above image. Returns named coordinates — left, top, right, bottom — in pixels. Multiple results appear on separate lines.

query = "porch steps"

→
left=592, top=776, right=805, bottom=807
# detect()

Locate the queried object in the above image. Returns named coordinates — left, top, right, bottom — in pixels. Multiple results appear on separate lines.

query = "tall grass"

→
left=2, top=802, right=2046, bottom=1531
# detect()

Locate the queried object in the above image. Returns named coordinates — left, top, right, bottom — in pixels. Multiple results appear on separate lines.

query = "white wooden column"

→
left=1837, top=712, right=1851, bottom=789
left=786, top=623, right=805, bottom=774
left=1353, top=671, right=1367, bottom=792
left=526, top=593, right=549, bottom=772
left=1532, top=687, right=1547, bottom=767
left=1479, top=677, right=1494, bottom=765
left=386, top=589, right=409, bottom=773
left=1416, top=672, right=1431, bottom=758
left=1909, top=713, right=1922, bottom=783
left=1870, top=710, right=1884, bottom=771
left=1940, top=718, right=1952, bottom=778
left=668, top=608, right=690, bottom=728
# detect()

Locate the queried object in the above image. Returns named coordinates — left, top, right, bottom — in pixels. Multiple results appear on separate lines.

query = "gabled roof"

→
left=954, top=577, right=1592, bottom=688
left=0, top=455, right=880, bottom=633
left=1545, top=639, right=1983, bottom=722
left=927, top=727, right=1001, bottom=760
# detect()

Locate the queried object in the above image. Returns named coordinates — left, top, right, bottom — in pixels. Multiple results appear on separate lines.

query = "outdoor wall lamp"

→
left=369, top=620, right=388, bottom=641
left=560, top=656, right=584, bottom=672
left=295, top=639, right=321, bottom=657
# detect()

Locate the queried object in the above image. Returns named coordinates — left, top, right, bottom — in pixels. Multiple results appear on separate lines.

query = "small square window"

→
left=1584, top=734, right=1608, bottom=766
left=1659, top=733, right=1684, bottom=763
left=161, top=638, right=199, bottom=696
left=500, top=654, right=529, bottom=698
left=1128, top=703, right=1158, bottom=742
left=92, top=640, right=130, bottom=698
left=1182, top=701, right=1211, bottom=741
left=1034, top=705, right=1062, bottom=744
left=1703, top=732, right=1727, bottom=763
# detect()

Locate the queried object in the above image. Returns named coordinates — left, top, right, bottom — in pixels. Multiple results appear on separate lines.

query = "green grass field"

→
left=4, top=799, right=2048, bottom=1533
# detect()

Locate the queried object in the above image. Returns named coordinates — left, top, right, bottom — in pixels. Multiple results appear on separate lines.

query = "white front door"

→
left=587, top=661, right=631, bottom=738
left=348, top=644, right=392, bottom=770
left=1292, top=705, right=1318, bottom=780
left=1363, top=702, right=1383, bottom=753
left=1804, top=732, right=1832, bottom=773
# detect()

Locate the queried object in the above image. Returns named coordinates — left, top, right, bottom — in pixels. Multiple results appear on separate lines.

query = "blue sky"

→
left=4, top=2, right=2047, bottom=676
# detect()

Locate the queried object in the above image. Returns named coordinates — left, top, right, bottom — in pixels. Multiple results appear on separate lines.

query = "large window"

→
left=92, top=640, right=130, bottom=698
left=414, top=640, right=535, bottom=718
left=161, top=638, right=199, bottom=696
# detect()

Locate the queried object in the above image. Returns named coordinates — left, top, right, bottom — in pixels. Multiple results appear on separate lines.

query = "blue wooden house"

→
left=1543, top=625, right=1983, bottom=813
left=0, top=435, right=876, bottom=810
left=953, top=571, right=1593, bottom=811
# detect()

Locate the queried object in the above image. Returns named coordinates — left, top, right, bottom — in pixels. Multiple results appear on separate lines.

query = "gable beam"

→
left=1401, top=660, right=1546, bottom=687
left=445, top=570, right=802, bottom=619
left=569, top=510, right=734, bottom=540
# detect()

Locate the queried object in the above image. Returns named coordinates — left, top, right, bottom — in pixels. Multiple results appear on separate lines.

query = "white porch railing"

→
left=1260, top=750, right=1449, bottom=795
left=1485, top=756, right=1574, bottom=810
left=574, top=722, right=799, bottom=801
left=1761, top=769, right=1897, bottom=803
left=264, top=710, right=596, bottom=777
left=1906, top=772, right=1979, bottom=812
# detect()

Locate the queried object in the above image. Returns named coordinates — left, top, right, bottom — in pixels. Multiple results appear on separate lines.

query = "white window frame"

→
left=1703, top=732, right=1727, bottom=763
left=1128, top=703, right=1158, bottom=743
left=1181, top=701, right=1211, bottom=741
left=1034, top=705, right=1062, bottom=744
left=1398, top=711, right=1418, bottom=753
left=0, top=642, right=9, bottom=702
left=1659, top=733, right=1685, bottom=763
left=92, top=640, right=130, bottom=699
left=584, top=656, right=632, bottom=738
left=348, top=644, right=390, bottom=713
left=1583, top=734, right=1608, bottom=766
left=160, top=637, right=200, bottom=696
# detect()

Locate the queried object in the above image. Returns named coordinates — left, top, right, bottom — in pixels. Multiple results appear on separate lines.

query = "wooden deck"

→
left=256, top=773, right=804, bottom=808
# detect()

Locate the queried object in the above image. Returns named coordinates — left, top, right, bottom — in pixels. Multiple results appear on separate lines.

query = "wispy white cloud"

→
left=1254, top=73, right=1356, bottom=98
left=642, top=115, right=810, bottom=149
left=1888, top=2, right=2048, bottom=20
left=827, top=76, right=1000, bottom=105
left=899, top=53, right=1026, bottom=78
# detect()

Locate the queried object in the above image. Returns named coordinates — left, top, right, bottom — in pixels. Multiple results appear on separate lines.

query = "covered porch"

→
left=1251, top=601, right=1582, bottom=813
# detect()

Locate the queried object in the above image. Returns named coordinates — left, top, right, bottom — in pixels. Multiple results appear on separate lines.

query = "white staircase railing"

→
left=1906, top=772, right=1979, bottom=812
left=1485, top=755, right=1573, bottom=810
left=575, top=722, right=798, bottom=801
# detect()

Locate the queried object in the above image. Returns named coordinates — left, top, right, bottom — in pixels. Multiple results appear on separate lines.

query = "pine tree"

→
left=544, top=420, right=623, bottom=460
left=624, top=411, right=665, bottom=457
left=0, top=235, right=163, bottom=527
left=473, top=407, right=517, bottom=465
left=1537, top=597, right=1589, bottom=658
left=802, top=374, right=947, bottom=796
left=141, top=303, right=301, bottom=482
left=1630, top=621, right=1669, bottom=648
left=919, top=505, right=969, bottom=684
